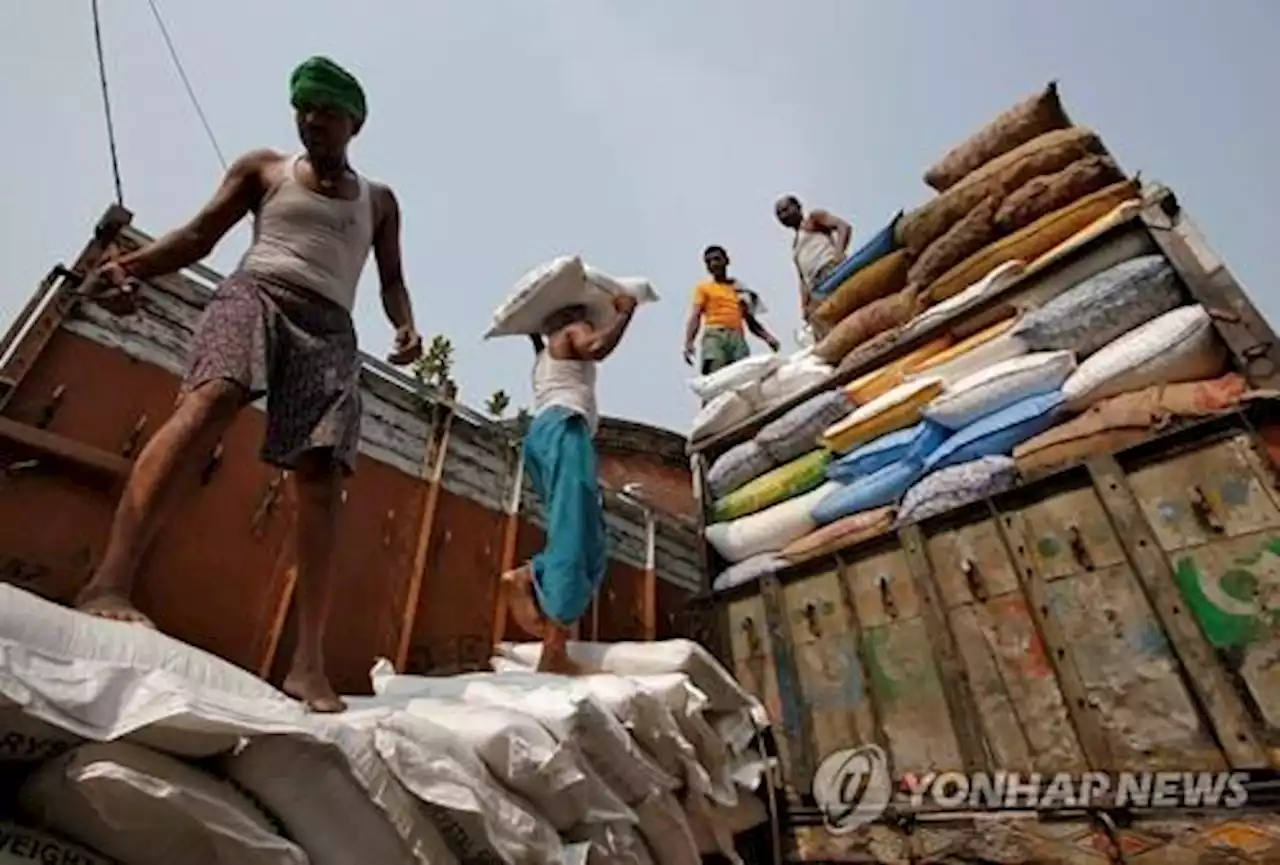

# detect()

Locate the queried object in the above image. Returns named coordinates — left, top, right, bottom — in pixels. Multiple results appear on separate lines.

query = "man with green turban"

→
left=77, top=55, right=422, bottom=713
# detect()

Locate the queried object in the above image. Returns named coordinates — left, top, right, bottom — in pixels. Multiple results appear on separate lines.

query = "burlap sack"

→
left=906, top=196, right=999, bottom=292
left=814, top=288, right=920, bottom=365
left=924, top=179, right=1141, bottom=305
left=812, top=249, right=910, bottom=329
left=995, top=155, right=1124, bottom=234
left=780, top=506, right=895, bottom=564
left=1014, top=373, right=1258, bottom=475
left=898, top=126, right=1105, bottom=254
left=924, top=81, right=1071, bottom=192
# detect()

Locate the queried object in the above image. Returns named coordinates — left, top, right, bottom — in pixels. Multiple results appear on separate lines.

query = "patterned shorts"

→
left=182, top=272, right=362, bottom=474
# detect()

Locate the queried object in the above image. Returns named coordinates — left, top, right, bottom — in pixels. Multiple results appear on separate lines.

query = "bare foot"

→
left=537, top=645, right=583, bottom=675
left=500, top=565, right=547, bottom=639
left=283, top=668, right=347, bottom=713
left=76, top=591, right=156, bottom=628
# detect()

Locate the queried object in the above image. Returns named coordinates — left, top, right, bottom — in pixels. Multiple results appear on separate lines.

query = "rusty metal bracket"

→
left=878, top=574, right=898, bottom=620
left=199, top=442, right=224, bottom=486
left=250, top=473, right=285, bottom=539
left=34, top=385, right=66, bottom=429
left=741, top=615, right=763, bottom=657
left=120, top=414, right=148, bottom=458
left=1066, top=525, right=1094, bottom=571
left=961, top=557, right=987, bottom=602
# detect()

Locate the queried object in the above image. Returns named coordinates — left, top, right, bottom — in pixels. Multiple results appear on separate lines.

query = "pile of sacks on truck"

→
left=693, top=81, right=1271, bottom=590
left=0, top=584, right=772, bottom=864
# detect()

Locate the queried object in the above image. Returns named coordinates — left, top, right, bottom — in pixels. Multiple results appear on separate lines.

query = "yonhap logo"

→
left=812, top=744, right=892, bottom=834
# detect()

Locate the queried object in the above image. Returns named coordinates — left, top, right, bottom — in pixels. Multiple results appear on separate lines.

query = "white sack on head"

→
left=486, top=256, right=657, bottom=338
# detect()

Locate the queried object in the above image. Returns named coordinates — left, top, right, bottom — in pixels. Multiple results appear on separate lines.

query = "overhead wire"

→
left=145, top=0, right=228, bottom=171
left=89, top=0, right=124, bottom=204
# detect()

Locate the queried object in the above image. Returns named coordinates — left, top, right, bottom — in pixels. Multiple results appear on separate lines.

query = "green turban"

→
left=289, top=56, right=367, bottom=125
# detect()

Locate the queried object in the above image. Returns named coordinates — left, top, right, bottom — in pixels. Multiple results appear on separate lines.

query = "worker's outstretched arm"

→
left=683, top=305, right=703, bottom=366
left=117, top=149, right=273, bottom=280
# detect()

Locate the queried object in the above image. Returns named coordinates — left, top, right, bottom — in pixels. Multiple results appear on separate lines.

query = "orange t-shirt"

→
left=693, top=281, right=745, bottom=331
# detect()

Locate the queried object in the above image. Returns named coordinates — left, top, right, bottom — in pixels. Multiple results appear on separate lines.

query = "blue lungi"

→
left=522, top=406, right=609, bottom=625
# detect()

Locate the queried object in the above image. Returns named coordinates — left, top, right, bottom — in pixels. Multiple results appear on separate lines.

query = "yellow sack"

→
left=781, top=506, right=895, bottom=564
left=844, top=335, right=953, bottom=406
left=906, top=317, right=1017, bottom=376
left=923, top=179, right=1141, bottom=305
left=821, top=377, right=944, bottom=454
left=1023, top=199, right=1144, bottom=277
left=712, top=448, right=832, bottom=522
left=813, top=249, right=911, bottom=328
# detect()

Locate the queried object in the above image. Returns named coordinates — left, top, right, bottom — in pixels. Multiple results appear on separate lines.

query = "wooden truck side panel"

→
left=0, top=211, right=702, bottom=695
left=696, top=187, right=1280, bottom=862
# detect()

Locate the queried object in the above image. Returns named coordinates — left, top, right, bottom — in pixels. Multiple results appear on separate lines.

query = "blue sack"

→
left=812, top=460, right=922, bottom=525
left=827, top=420, right=950, bottom=482
left=812, top=211, right=903, bottom=300
left=923, top=391, right=1065, bottom=473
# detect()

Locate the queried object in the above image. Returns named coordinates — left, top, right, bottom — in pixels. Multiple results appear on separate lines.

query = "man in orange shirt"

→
left=683, top=245, right=780, bottom=375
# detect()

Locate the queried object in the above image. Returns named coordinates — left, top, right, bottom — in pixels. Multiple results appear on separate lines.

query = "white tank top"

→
left=793, top=228, right=840, bottom=287
left=532, top=351, right=598, bottom=435
left=239, top=153, right=375, bottom=311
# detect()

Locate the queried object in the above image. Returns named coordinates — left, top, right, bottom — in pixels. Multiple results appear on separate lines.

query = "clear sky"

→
left=3, top=2, right=1278, bottom=434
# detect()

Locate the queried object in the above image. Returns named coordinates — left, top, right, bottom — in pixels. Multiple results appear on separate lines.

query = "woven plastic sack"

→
left=225, top=723, right=459, bottom=865
left=923, top=350, right=1076, bottom=430
left=705, top=482, right=838, bottom=563
left=688, top=354, right=780, bottom=402
left=924, top=81, right=1070, bottom=192
left=1014, top=373, right=1257, bottom=474
left=1063, top=305, right=1228, bottom=410
left=924, top=179, right=1142, bottom=305
left=813, top=213, right=903, bottom=302
left=812, top=250, right=911, bottom=329
left=690, top=390, right=753, bottom=441
left=906, top=320, right=1029, bottom=389
left=1013, top=255, right=1185, bottom=359
left=781, top=506, right=895, bottom=564
left=898, top=456, right=1020, bottom=524
left=0, top=820, right=114, bottom=865
left=712, top=553, right=787, bottom=593
left=822, top=377, right=944, bottom=453
left=924, top=392, right=1066, bottom=473
left=487, top=256, right=658, bottom=339
left=713, top=449, right=831, bottom=521
left=898, top=126, right=1105, bottom=254
left=705, top=440, right=776, bottom=500
left=20, top=741, right=307, bottom=865
left=757, top=352, right=834, bottom=408
left=906, top=196, right=999, bottom=292
left=569, top=822, right=655, bottom=865
left=994, top=154, right=1124, bottom=233
left=844, top=336, right=953, bottom=405
left=812, top=461, right=922, bottom=525
left=814, top=288, right=920, bottom=365
left=828, top=420, right=950, bottom=482
left=902, top=260, right=1026, bottom=340
left=634, top=791, right=701, bottom=865
left=757, top=390, right=854, bottom=464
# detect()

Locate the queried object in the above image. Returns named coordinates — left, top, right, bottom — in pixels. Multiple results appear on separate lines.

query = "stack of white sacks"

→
left=0, top=584, right=772, bottom=865
left=689, top=348, right=835, bottom=442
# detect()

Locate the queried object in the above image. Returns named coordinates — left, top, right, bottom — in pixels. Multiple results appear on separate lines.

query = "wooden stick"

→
left=394, top=408, right=454, bottom=672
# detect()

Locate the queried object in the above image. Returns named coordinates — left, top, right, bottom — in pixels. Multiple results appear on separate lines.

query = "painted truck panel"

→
left=691, top=185, right=1280, bottom=862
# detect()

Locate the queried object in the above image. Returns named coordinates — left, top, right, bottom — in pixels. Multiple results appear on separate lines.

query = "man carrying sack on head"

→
left=76, top=56, right=423, bottom=712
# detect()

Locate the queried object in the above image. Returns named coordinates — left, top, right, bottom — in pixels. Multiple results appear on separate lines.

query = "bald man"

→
left=775, top=195, right=852, bottom=336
